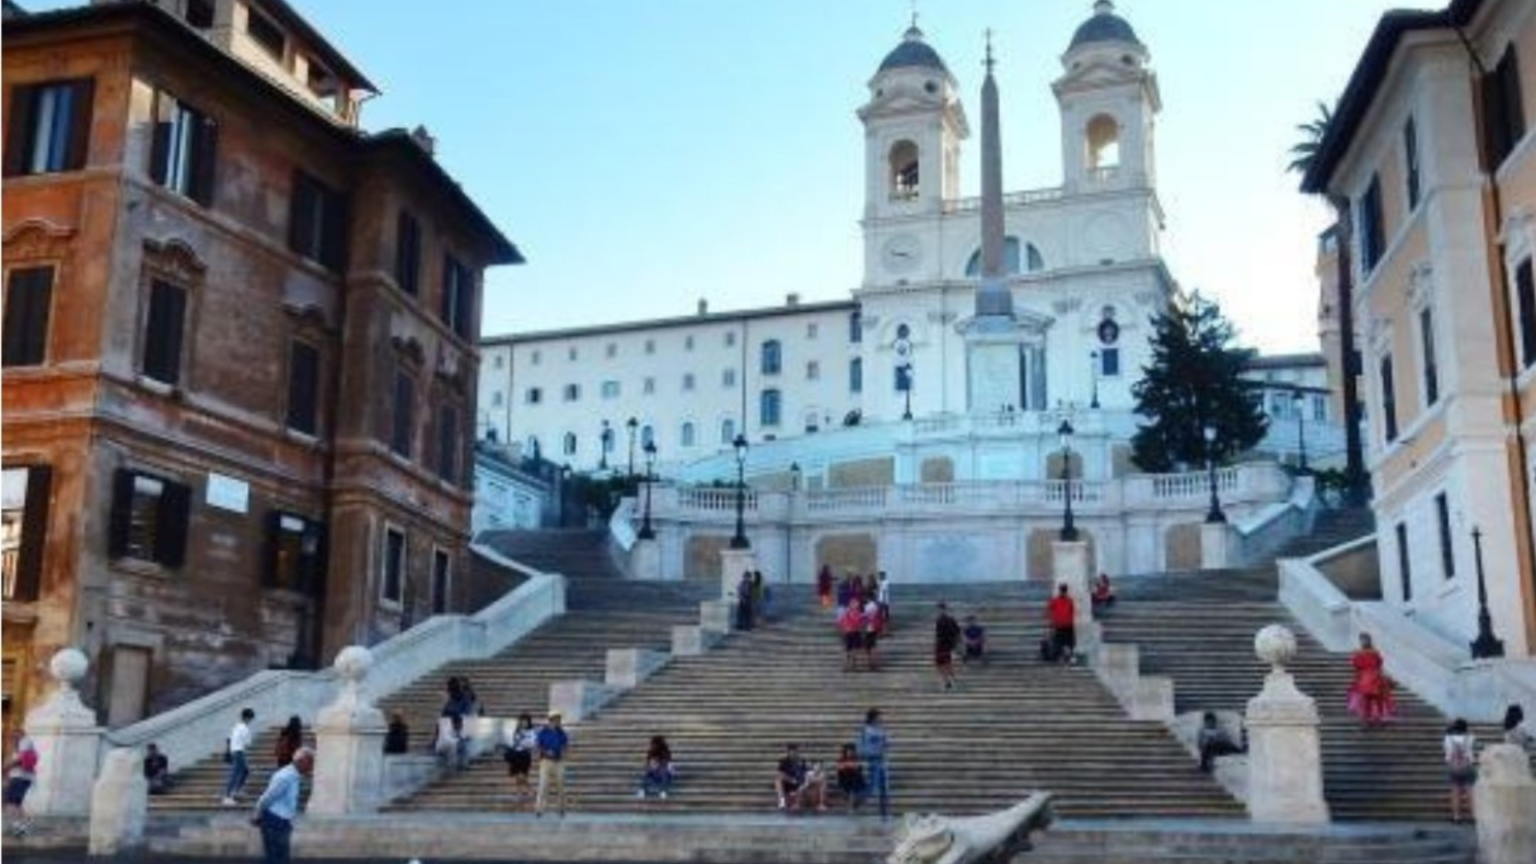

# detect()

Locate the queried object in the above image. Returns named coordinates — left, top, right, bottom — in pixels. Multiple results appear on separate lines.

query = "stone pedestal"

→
left=699, top=600, right=735, bottom=634
left=1050, top=539, right=1093, bottom=634
left=720, top=547, right=758, bottom=600
left=605, top=648, right=668, bottom=690
left=89, top=748, right=146, bottom=855
left=1200, top=521, right=1230, bottom=570
left=24, top=649, right=103, bottom=817
left=671, top=624, right=722, bottom=656
left=633, top=538, right=662, bottom=581
left=1244, top=626, right=1329, bottom=824
left=307, top=646, right=387, bottom=815
left=1475, top=743, right=1536, bottom=864
left=548, top=680, right=615, bottom=723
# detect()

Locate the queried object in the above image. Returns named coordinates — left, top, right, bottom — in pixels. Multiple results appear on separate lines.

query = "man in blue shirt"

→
left=249, top=747, right=312, bottom=864
left=857, top=708, right=890, bottom=820
left=535, top=711, right=570, bottom=817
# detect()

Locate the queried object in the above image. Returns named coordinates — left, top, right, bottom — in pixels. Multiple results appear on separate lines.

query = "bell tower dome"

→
left=1052, top=1, right=1160, bottom=194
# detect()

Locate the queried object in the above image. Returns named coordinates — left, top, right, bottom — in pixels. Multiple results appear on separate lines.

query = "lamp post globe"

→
left=730, top=433, right=751, bottom=549
left=1057, top=419, right=1079, bottom=542
left=638, top=438, right=657, bottom=540
left=1203, top=424, right=1226, bottom=524
left=626, top=416, right=639, bottom=479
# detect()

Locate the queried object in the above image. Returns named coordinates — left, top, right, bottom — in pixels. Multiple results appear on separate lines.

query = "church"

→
left=480, top=3, right=1223, bottom=490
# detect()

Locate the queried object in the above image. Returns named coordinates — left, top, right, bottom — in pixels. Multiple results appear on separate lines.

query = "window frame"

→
left=391, top=368, right=416, bottom=459
left=3, top=78, right=94, bottom=177
left=1379, top=353, right=1398, bottom=444
left=148, top=90, right=217, bottom=207
left=431, top=546, right=451, bottom=615
left=2, top=265, right=54, bottom=368
left=288, top=169, right=348, bottom=271
left=106, top=468, right=190, bottom=569
left=1358, top=174, right=1386, bottom=275
left=395, top=211, right=420, bottom=296
left=436, top=402, right=459, bottom=484
left=760, top=340, right=782, bottom=376
left=141, top=279, right=188, bottom=387
left=284, top=338, right=321, bottom=436
left=1403, top=116, right=1421, bottom=211
left=380, top=524, right=406, bottom=607
left=1434, top=492, right=1455, bottom=581
left=760, top=388, right=782, bottom=427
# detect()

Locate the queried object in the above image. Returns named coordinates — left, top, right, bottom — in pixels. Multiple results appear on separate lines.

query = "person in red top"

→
left=1347, top=632, right=1394, bottom=727
left=839, top=602, right=866, bottom=672
left=1046, top=584, right=1077, bottom=665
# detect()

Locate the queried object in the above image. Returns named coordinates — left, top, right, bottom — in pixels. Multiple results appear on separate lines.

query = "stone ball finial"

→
left=49, top=647, right=89, bottom=685
left=1254, top=624, right=1297, bottom=672
left=332, top=645, right=373, bottom=684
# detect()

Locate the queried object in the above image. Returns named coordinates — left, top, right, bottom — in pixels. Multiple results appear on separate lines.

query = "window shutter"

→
left=261, top=510, right=281, bottom=587
left=1502, top=49, right=1526, bottom=147
left=298, top=520, right=325, bottom=595
left=320, top=188, right=348, bottom=271
left=456, top=265, right=475, bottom=340
left=3, top=267, right=51, bottom=367
left=144, top=281, right=186, bottom=386
left=65, top=78, right=94, bottom=171
left=190, top=115, right=218, bottom=207
left=286, top=340, right=319, bottom=434
left=4, top=84, right=37, bottom=177
left=14, top=465, right=52, bottom=601
left=439, top=254, right=455, bottom=324
left=148, top=97, right=171, bottom=186
left=155, top=479, right=191, bottom=568
left=107, top=468, right=135, bottom=558
left=288, top=172, right=315, bottom=255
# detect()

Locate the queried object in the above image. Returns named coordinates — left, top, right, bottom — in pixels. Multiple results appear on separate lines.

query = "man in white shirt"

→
left=250, top=747, right=312, bottom=864
left=223, top=707, right=256, bottom=805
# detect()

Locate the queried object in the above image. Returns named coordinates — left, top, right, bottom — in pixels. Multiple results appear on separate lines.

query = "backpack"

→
left=1447, top=736, right=1473, bottom=769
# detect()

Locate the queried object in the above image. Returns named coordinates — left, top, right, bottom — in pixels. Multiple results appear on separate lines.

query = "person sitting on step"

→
left=774, top=743, right=826, bottom=812
left=637, top=735, right=674, bottom=800
left=961, top=614, right=987, bottom=665
left=1197, top=712, right=1245, bottom=773
left=1091, top=573, right=1116, bottom=616
left=835, top=743, right=867, bottom=812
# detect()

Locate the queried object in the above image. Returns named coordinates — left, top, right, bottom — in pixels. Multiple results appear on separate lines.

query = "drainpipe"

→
left=1454, top=26, right=1536, bottom=651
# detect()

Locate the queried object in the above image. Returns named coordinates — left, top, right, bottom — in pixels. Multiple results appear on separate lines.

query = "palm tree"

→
left=1289, top=99, right=1368, bottom=505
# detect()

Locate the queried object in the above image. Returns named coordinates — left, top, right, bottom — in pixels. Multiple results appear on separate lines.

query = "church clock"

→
left=882, top=234, right=922, bottom=274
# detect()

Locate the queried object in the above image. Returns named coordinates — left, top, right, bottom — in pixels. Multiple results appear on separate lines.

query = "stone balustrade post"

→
left=1200, top=521, right=1230, bottom=569
left=24, top=648, right=103, bottom=816
left=1474, top=743, right=1536, bottom=864
left=1050, top=539, right=1095, bottom=641
left=88, top=747, right=146, bottom=855
left=306, top=646, right=387, bottom=815
left=719, top=547, right=758, bottom=601
left=1244, top=625, right=1329, bottom=824
left=633, top=537, right=662, bottom=581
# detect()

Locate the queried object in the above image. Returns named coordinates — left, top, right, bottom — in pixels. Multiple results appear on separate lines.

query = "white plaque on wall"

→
left=205, top=473, right=250, bottom=514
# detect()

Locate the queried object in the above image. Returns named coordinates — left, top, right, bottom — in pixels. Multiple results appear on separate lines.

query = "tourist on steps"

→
left=1502, top=704, right=1532, bottom=748
left=223, top=707, right=255, bottom=805
left=857, top=708, right=891, bottom=820
left=1444, top=718, right=1477, bottom=824
left=1091, top=573, right=1116, bottom=616
left=1347, top=633, right=1394, bottom=727
left=934, top=602, right=961, bottom=690
left=862, top=596, right=883, bottom=671
left=877, top=571, right=892, bottom=631
left=840, top=601, right=866, bottom=672
left=439, top=676, right=474, bottom=769
left=143, top=742, right=171, bottom=795
left=4, top=731, right=38, bottom=837
left=274, top=715, right=304, bottom=768
left=502, top=713, right=537, bottom=800
left=383, top=712, right=410, bottom=755
left=249, top=746, right=312, bottom=864
left=1046, top=585, right=1077, bottom=665
left=637, top=734, right=675, bottom=800
left=961, top=615, right=987, bottom=665
left=835, top=743, right=868, bottom=811
left=1197, top=712, right=1245, bottom=772
left=535, top=710, right=571, bottom=817
left=817, top=564, right=834, bottom=609
left=736, top=571, right=755, bottom=631
left=774, top=743, right=826, bottom=812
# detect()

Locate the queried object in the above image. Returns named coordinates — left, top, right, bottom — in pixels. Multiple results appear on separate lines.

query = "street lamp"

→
left=1057, top=419, right=1079, bottom=541
left=895, top=333, right=914, bottom=421
left=1090, top=350, right=1100, bottom=410
left=1469, top=527, right=1506, bottom=659
left=1290, top=392, right=1309, bottom=474
left=559, top=463, right=572, bottom=527
left=1203, top=424, right=1226, bottom=524
left=638, top=438, right=657, bottom=540
left=599, top=420, right=612, bottom=472
left=730, top=433, right=751, bottom=549
left=626, top=416, right=639, bottom=478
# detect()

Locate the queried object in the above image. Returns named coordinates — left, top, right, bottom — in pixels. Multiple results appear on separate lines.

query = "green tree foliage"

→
left=1131, top=292, right=1269, bottom=472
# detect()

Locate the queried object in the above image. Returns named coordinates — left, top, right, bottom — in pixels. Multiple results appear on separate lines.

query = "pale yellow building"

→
left=1305, top=0, right=1536, bottom=656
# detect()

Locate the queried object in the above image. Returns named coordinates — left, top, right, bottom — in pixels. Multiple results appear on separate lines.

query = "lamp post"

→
left=789, top=461, right=802, bottom=492
left=1090, top=350, right=1100, bottom=410
left=730, top=433, right=751, bottom=549
left=559, top=463, right=572, bottom=527
left=895, top=333, right=914, bottom=421
left=1469, top=527, right=1506, bottom=659
left=638, top=439, right=657, bottom=540
left=599, top=420, right=612, bottom=472
left=626, top=416, right=639, bottom=479
left=1203, top=424, right=1226, bottom=524
left=1290, top=392, right=1309, bottom=474
left=1057, top=419, right=1079, bottom=541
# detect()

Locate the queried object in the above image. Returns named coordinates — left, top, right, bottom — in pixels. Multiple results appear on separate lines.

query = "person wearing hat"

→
left=535, top=711, right=571, bottom=817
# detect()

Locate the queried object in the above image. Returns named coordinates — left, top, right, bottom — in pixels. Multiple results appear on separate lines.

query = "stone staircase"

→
left=1094, top=571, right=1488, bottom=822
left=148, top=529, right=714, bottom=812
left=1272, top=507, right=1375, bottom=562
left=388, top=581, right=1244, bottom=819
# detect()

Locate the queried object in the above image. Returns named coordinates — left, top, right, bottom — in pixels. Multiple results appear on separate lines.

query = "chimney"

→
left=786, top=293, right=800, bottom=307
left=697, top=298, right=709, bottom=316
left=410, top=125, right=437, bottom=157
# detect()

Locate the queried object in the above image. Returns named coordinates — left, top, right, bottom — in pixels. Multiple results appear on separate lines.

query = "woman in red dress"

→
left=1348, top=633, right=1394, bottom=726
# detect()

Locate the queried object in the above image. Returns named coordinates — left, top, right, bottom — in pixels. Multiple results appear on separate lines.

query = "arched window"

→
left=562, top=432, right=577, bottom=456
left=680, top=421, right=696, bottom=448
left=1086, top=114, right=1120, bottom=170
left=965, top=237, right=1045, bottom=276
left=761, top=340, right=782, bottom=375
left=889, top=140, right=920, bottom=200
left=760, top=389, right=782, bottom=427
left=720, top=418, right=736, bottom=444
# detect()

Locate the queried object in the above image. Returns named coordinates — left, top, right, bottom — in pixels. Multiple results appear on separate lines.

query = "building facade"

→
left=1, top=0, right=520, bottom=732
left=479, top=3, right=1175, bottom=476
left=1304, top=0, right=1536, bottom=656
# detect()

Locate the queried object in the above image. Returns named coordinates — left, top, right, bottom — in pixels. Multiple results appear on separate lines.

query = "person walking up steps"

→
left=857, top=708, right=891, bottom=820
left=1443, top=718, right=1477, bottom=823
left=840, top=600, right=865, bottom=672
left=934, top=602, right=961, bottom=690
left=1045, top=585, right=1077, bottom=665
left=3, top=731, right=38, bottom=836
left=274, top=715, right=303, bottom=768
left=817, top=564, right=834, bottom=610
left=223, top=707, right=255, bottom=805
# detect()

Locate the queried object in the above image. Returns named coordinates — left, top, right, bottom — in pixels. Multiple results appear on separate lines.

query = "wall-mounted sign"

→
left=205, top=473, right=250, bottom=514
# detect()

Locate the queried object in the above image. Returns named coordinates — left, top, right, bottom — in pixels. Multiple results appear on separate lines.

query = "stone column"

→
left=719, top=547, right=757, bottom=600
left=306, top=646, right=387, bottom=815
left=24, top=648, right=103, bottom=816
left=1474, top=743, right=1536, bottom=864
left=1200, top=521, right=1230, bottom=569
left=1050, top=539, right=1093, bottom=634
left=1244, top=625, right=1329, bottom=824
left=88, top=748, right=146, bottom=855
left=633, top=537, right=662, bottom=581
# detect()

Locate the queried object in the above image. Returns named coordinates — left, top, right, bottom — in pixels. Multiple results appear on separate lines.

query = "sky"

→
left=37, top=0, right=1443, bottom=354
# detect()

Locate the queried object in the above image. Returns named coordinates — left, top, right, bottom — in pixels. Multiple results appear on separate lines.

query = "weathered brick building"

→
left=1, top=0, right=521, bottom=732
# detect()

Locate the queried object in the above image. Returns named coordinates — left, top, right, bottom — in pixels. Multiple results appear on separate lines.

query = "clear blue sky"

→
left=40, top=0, right=1442, bottom=353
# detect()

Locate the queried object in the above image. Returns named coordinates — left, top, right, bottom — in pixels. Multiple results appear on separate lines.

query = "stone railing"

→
left=1145, top=467, right=1238, bottom=499
left=104, top=553, right=565, bottom=772
left=1225, top=476, right=1316, bottom=566
left=675, top=487, right=759, bottom=512
left=944, top=187, right=1065, bottom=213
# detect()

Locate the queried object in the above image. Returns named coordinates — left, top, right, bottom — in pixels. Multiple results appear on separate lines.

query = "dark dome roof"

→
left=878, top=25, right=949, bottom=74
left=1068, top=1, right=1143, bottom=51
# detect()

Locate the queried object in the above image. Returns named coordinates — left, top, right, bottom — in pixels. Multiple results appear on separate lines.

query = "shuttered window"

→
left=440, top=254, right=474, bottom=340
left=1358, top=175, right=1385, bottom=274
left=141, top=280, right=187, bottom=385
left=106, top=469, right=190, bottom=568
left=1517, top=259, right=1536, bottom=369
left=4, top=79, right=94, bottom=176
left=1483, top=46, right=1526, bottom=169
left=263, top=511, right=324, bottom=594
left=431, top=549, right=450, bottom=615
left=149, top=91, right=217, bottom=206
left=288, top=170, right=348, bottom=271
left=436, top=403, right=459, bottom=484
left=391, top=370, right=415, bottom=458
left=381, top=527, right=405, bottom=604
left=285, top=340, right=320, bottom=435
left=1, top=465, right=51, bottom=601
left=395, top=212, right=420, bottom=296
left=1380, top=355, right=1398, bottom=443
left=3, top=266, right=54, bottom=367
